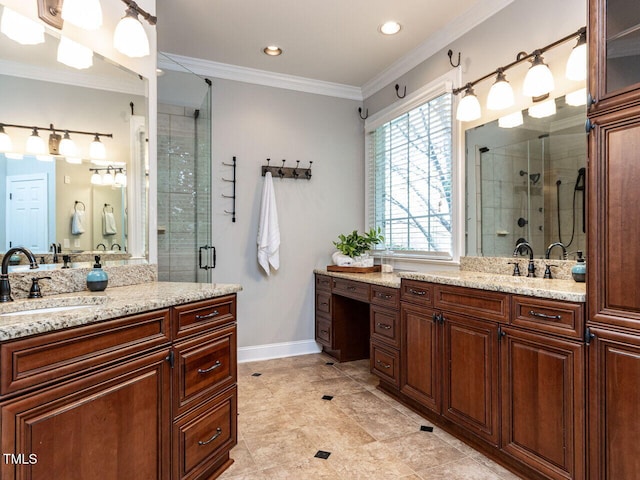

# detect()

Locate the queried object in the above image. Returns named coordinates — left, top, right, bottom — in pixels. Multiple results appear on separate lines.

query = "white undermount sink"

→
left=0, top=304, right=93, bottom=317
left=0, top=296, right=106, bottom=317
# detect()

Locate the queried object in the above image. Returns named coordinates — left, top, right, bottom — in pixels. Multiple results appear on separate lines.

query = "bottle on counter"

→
left=86, top=255, right=109, bottom=291
left=571, top=251, right=586, bottom=283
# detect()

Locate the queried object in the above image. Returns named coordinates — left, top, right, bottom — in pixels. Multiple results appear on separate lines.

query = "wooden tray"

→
left=326, top=265, right=381, bottom=273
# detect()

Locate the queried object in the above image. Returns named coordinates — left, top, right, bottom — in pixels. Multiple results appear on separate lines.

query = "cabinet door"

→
left=588, top=327, right=640, bottom=480
left=588, top=106, right=640, bottom=331
left=589, top=0, right=640, bottom=110
left=441, top=312, right=499, bottom=446
left=0, top=350, right=171, bottom=480
left=400, top=303, right=440, bottom=412
left=501, top=327, right=585, bottom=480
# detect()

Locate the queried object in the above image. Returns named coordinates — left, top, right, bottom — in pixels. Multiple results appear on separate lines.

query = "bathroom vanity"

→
left=0, top=282, right=241, bottom=480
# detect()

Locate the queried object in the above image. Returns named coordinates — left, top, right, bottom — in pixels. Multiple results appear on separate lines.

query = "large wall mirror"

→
left=0, top=3, right=148, bottom=258
left=465, top=93, right=587, bottom=258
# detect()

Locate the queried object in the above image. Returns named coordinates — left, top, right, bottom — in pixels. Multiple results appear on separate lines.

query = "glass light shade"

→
left=566, top=88, right=587, bottom=106
left=566, top=42, right=587, bottom=81
left=456, top=88, right=481, bottom=122
left=114, top=170, right=126, bottom=186
left=528, top=99, right=557, bottom=118
left=522, top=55, right=555, bottom=97
left=90, top=135, right=106, bottom=159
left=498, top=111, right=524, bottom=128
left=61, top=0, right=103, bottom=30
left=113, top=9, right=150, bottom=58
left=57, top=37, right=93, bottom=70
left=65, top=157, right=83, bottom=164
left=26, top=129, right=46, bottom=155
left=90, top=171, right=102, bottom=185
left=59, top=132, right=78, bottom=156
left=0, top=7, right=44, bottom=45
left=36, top=155, right=53, bottom=162
left=102, top=170, right=114, bottom=185
left=0, top=127, right=12, bottom=152
left=486, top=71, right=515, bottom=110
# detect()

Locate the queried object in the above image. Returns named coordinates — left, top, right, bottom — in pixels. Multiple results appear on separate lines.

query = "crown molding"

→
left=158, top=53, right=363, bottom=101
left=361, top=0, right=515, bottom=99
left=0, top=59, right=145, bottom=96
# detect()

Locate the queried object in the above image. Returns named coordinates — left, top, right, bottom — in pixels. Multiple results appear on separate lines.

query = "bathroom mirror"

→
left=465, top=94, right=587, bottom=258
left=0, top=3, right=148, bottom=256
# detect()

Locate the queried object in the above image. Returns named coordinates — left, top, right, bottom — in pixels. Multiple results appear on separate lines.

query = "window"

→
left=367, top=88, right=455, bottom=261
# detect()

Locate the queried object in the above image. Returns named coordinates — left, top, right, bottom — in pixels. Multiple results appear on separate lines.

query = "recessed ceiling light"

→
left=263, top=45, right=282, bottom=56
left=380, top=21, right=401, bottom=35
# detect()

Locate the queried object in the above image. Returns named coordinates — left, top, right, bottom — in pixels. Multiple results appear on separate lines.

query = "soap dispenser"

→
left=571, top=251, right=586, bottom=282
left=86, top=256, right=108, bottom=291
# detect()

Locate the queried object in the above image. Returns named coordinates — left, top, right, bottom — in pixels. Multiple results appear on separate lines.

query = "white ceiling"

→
left=156, top=0, right=513, bottom=91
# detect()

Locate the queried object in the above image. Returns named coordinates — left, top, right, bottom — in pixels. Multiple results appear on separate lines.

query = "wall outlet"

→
left=63, top=238, right=70, bottom=248
left=74, top=239, right=80, bottom=247
left=64, top=175, right=71, bottom=184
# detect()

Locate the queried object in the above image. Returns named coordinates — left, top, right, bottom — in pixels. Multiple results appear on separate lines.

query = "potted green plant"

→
left=332, top=227, right=384, bottom=266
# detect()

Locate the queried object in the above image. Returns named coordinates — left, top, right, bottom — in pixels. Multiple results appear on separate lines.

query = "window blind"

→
left=368, top=93, right=453, bottom=258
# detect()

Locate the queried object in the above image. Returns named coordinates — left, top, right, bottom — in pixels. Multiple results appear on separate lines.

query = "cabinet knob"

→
left=585, top=118, right=596, bottom=133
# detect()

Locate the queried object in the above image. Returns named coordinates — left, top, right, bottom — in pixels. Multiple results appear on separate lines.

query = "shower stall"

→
left=157, top=62, right=213, bottom=282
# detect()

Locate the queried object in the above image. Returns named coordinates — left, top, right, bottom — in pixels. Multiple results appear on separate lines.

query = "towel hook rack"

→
left=221, top=156, right=237, bottom=222
left=447, top=49, right=461, bottom=68
left=261, top=158, right=313, bottom=180
left=358, top=107, right=369, bottom=120
left=103, top=203, right=114, bottom=213
left=395, top=84, right=407, bottom=99
left=74, top=200, right=85, bottom=211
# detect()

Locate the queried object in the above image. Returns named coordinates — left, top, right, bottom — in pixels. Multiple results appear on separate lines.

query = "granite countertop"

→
left=314, top=269, right=401, bottom=288
left=0, top=282, right=242, bottom=342
left=399, top=270, right=586, bottom=302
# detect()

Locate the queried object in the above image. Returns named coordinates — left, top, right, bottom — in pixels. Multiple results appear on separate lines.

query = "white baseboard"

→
left=238, top=339, right=322, bottom=363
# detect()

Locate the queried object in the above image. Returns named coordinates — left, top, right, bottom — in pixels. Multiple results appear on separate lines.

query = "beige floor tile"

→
left=243, top=427, right=318, bottom=471
left=468, top=452, right=524, bottom=480
left=217, top=440, right=259, bottom=479
left=415, top=457, right=505, bottom=480
left=238, top=405, right=299, bottom=437
left=327, top=440, right=417, bottom=479
left=225, top=458, right=339, bottom=480
left=382, top=431, right=467, bottom=471
left=237, top=382, right=277, bottom=414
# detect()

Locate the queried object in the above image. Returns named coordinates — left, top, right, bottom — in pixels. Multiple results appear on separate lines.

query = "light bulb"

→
left=486, top=70, right=515, bottom=111
left=61, top=0, right=103, bottom=30
left=90, top=134, right=106, bottom=159
left=456, top=87, right=481, bottom=122
left=566, top=88, right=587, bottom=106
left=102, top=169, right=114, bottom=185
left=523, top=53, right=555, bottom=97
left=498, top=111, right=524, bottom=128
left=57, top=37, right=94, bottom=70
left=0, top=125, right=12, bottom=152
left=59, top=131, right=78, bottom=157
left=26, top=128, right=46, bottom=155
left=114, top=170, right=126, bottom=186
left=566, top=30, right=587, bottom=81
left=90, top=171, right=102, bottom=185
left=113, top=7, right=150, bottom=58
left=528, top=99, right=557, bottom=118
left=0, top=7, right=44, bottom=45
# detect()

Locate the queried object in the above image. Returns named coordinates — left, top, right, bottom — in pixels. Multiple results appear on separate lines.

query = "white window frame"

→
left=364, top=68, right=464, bottom=266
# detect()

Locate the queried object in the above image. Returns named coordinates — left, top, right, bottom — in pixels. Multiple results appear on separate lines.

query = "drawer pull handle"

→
left=195, top=310, right=220, bottom=320
left=347, top=286, right=357, bottom=291
left=320, top=329, right=329, bottom=334
left=376, top=322, right=392, bottom=330
left=529, top=310, right=562, bottom=320
left=320, top=302, right=329, bottom=306
left=198, top=360, right=222, bottom=374
left=198, top=427, right=222, bottom=446
left=408, top=288, right=426, bottom=296
left=376, top=293, right=393, bottom=299
left=376, top=360, right=391, bottom=369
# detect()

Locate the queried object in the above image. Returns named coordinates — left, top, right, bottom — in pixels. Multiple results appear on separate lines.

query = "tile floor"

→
left=219, top=353, right=523, bottom=480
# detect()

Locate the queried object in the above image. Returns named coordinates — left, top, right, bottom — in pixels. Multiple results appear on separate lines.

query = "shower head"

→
left=530, top=173, right=541, bottom=184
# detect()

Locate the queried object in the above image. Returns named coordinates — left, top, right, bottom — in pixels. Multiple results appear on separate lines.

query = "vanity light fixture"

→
left=498, top=110, right=524, bottom=128
left=528, top=98, right=557, bottom=118
left=57, top=36, right=94, bottom=70
left=452, top=26, right=586, bottom=122
left=565, top=87, right=587, bottom=106
left=102, top=167, right=114, bottom=186
left=26, top=128, right=46, bottom=155
left=0, top=125, right=13, bottom=152
left=114, top=169, right=127, bottom=187
left=486, top=69, right=515, bottom=110
left=263, top=45, right=282, bottom=56
left=89, top=167, right=126, bottom=187
left=59, top=131, right=78, bottom=157
left=456, top=85, right=481, bottom=122
left=113, top=0, right=157, bottom=58
left=90, top=170, right=103, bottom=185
left=61, top=0, right=103, bottom=30
left=0, top=7, right=45, bottom=45
left=566, top=29, right=587, bottom=81
left=89, top=134, right=107, bottom=160
left=380, top=21, right=401, bottom=35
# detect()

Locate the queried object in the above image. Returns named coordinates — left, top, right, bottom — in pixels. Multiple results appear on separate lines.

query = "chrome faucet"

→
left=545, top=242, right=567, bottom=260
left=96, top=243, right=107, bottom=251
left=513, top=242, right=536, bottom=277
left=1, top=247, right=38, bottom=302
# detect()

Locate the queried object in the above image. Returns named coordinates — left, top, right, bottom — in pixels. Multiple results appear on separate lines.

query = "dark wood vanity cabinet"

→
left=0, top=295, right=238, bottom=480
left=587, top=0, right=640, bottom=477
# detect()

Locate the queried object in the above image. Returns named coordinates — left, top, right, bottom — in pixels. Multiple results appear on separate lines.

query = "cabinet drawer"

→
left=173, top=386, right=237, bottom=480
left=371, top=285, right=400, bottom=309
left=400, top=280, right=433, bottom=307
left=434, top=285, right=509, bottom=323
left=315, top=274, right=332, bottom=292
left=332, top=278, right=370, bottom=302
left=173, top=295, right=236, bottom=340
left=371, top=343, right=400, bottom=388
left=315, top=291, right=332, bottom=315
left=174, top=325, right=237, bottom=417
left=315, top=315, right=332, bottom=348
left=511, top=296, right=584, bottom=339
left=1, top=309, right=170, bottom=397
left=370, top=305, right=400, bottom=349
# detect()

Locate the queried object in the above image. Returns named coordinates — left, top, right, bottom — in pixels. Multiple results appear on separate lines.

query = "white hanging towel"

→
left=71, top=211, right=85, bottom=235
left=103, top=212, right=117, bottom=236
left=257, top=172, right=280, bottom=276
